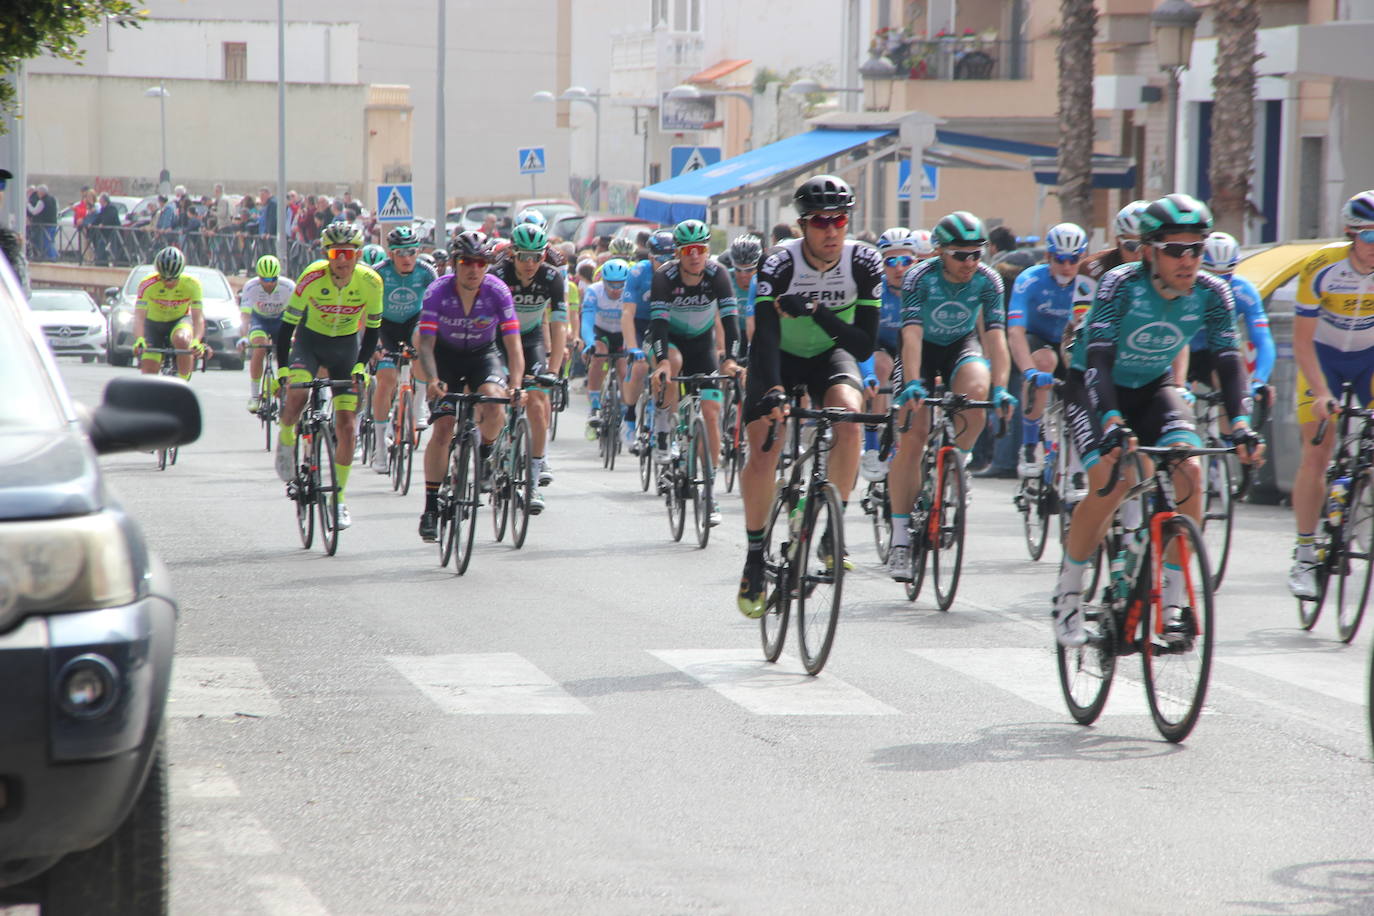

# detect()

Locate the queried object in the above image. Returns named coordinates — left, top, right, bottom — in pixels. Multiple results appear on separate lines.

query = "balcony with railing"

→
left=610, top=28, right=705, bottom=95
left=871, top=31, right=1031, bottom=82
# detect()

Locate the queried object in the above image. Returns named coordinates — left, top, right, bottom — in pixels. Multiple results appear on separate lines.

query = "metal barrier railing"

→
left=29, top=222, right=326, bottom=277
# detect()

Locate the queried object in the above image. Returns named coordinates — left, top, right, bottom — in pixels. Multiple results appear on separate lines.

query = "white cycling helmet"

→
left=877, top=226, right=913, bottom=252
left=1341, top=190, right=1374, bottom=229
left=1202, top=231, right=1242, bottom=273
left=1046, top=222, right=1088, bottom=257
left=908, top=229, right=935, bottom=256
left=1114, top=200, right=1149, bottom=239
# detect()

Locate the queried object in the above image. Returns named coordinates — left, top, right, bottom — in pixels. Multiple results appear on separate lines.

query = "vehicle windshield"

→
left=121, top=265, right=232, bottom=300
left=465, top=206, right=509, bottom=227
left=2, top=279, right=66, bottom=430
left=28, top=290, right=97, bottom=313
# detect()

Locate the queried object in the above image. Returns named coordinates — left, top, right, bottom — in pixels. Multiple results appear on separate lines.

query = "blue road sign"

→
left=518, top=147, right=547, bottom=175
left=897, top=161, right=939, bottom=202
left=670, top=145, right=721, bottom=178
left=376, top=183, right=414, bottom=223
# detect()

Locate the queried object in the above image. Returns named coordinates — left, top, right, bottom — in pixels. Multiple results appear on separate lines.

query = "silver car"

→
left=106, top=264, right=244, bottom=370
left=28, top=288, right=107, bottom=362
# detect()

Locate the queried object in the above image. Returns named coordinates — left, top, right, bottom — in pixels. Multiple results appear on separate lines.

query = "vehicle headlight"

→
left=115, top=310, right=133, bottom=326
left=0, top=514, right=136, bottom=628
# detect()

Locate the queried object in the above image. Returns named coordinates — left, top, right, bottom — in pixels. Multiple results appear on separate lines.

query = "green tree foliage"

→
left=0, top=2, right=145, bottom=128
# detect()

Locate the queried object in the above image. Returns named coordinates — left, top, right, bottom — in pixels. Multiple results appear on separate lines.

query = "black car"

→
left=0, top=254, right=200, bottom=913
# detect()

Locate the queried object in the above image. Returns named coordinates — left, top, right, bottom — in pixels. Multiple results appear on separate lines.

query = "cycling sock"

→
left=1022, top=415, right=1041, bottom=447
left=864, top=427, right=880, bottom=451
left=249, top=376, right=260, bottom=395
left=745, top=529, right=765, bottom=564
left=1057, top=554, right=1089, bottom=595
left=178, top=372, right=192, bottom=382
left=425, top=481, right=439, bottom=513
left=624, top=403, right=635, bottom=421
left=412, top=387, right=426, bottom=419
left=479, top=442, right=493, bottom=465
left=1162, top=562, right=1184, bottom=608
left=1121, top=498, right=1143, bottom=531
left=1296, top=532, right=1317, bottom=564
left=891, top=513, right=911, bottom=548
left=654, top=406, right=670, bottom=433
left=377, top=420, right=390, bottom=447
left=334, top=462, right=351, bottom=499
left=590, top=392, right=601, bottom=411
left=279, top=423, right=297, bottom=447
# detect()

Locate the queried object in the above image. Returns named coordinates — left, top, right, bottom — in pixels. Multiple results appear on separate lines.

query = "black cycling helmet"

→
left=728, top=234, right=763, bottom=268
left=648, top=229, right=676, bottom=257
left=449, top=229, right=489, bottom=260
left=793, top=174, right=855, bottom=216
left=1138, top=193, right=1213, bottom=241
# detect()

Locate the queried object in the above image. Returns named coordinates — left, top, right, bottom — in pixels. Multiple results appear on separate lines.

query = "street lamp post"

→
left=1151, top=0, right=1201, bottom=194
left=143, top=82, right=170, bottom=192
left=533, top=87, right=605, bottom=211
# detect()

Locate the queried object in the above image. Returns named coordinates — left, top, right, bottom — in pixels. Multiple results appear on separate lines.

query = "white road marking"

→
left=387, top=653, right=591, bottom=714
left=649, top=649, right=899, bottom=715
left=250, top=874, right=331, bottom=916
left=908, top=646, right=1153, bottom=716
left=1219, top=651, right=1367, bottom=706
left=168, top=656, right=282, bottom=718
left=171, top=764, right=240, bottom=798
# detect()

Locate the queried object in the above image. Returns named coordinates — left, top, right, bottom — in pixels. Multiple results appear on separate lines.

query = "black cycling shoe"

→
left=418, top=511, right=438, bottom=542
left=737, top=560, right=766, bottom=619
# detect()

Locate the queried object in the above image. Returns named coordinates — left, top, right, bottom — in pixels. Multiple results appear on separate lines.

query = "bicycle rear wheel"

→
left=867, top=480, right=891, bottom=564
left=666, top=458, right=686, bottom=542
left=690, top=418, right=712, bottom=549
left=1335, top=473, right=1374, bottom=643
left=1056, top=603, right=1117, bottom=726
left=931, top=450, right=967, bottom=612
left=905, top=508, right=928, bottom=602
left=293, top=435, right=314, bottom=549
left=760, top=488, right=792, bottom=663
left=1297, top=556, right=1329, bottom=630
left=454, top=430, right=481, bottom=575
left=722, top=399, right=741, bottom=493
left=259, top=371, right=275, bottom=451
left=510, top=416, right=534, bottom=549
left=795, top=482, right=844, bottom=675
left=1142, top=514, right=1214, bottom=743
left=1018, top=476, right=1049, bottom=561
left=490, top=432, right=510, bottom=544
left=316, top=428, right=340, bottom=556
left=1199, top=453, right=1234, bottom=589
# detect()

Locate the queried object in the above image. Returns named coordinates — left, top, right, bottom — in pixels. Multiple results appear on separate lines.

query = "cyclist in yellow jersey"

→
left=272, top=222, right=384, bottom=530
left=132, top=246, right=211, bottom=379
left=1289, top=190, right=1374, bottom=597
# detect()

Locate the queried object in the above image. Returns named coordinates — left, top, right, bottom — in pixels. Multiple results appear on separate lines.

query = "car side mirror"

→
left=103, top=286, right=120, bottom=304
left=99, top=303, right=111, bottom=316
left=86, top=377, right=202, bottom=455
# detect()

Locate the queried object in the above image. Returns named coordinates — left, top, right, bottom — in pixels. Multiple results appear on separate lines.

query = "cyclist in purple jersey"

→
left=416, top=231, right=525, bottom=542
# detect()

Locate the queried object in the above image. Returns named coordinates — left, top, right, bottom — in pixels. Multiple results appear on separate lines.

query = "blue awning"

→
left=634, top=128, right=894, bottom=223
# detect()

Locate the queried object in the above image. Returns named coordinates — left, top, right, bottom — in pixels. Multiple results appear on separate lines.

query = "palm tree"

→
left=1056, top=0, right=1097, bottom=229
left=1209, top=0, right=1260, bottom=237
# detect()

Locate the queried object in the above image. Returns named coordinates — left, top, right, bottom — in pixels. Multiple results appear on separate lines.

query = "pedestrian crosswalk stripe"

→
left=649, top=649, right=899, bottom=715
left=172, top=764, right=241, bottom=799
left=387, top=653, right=591, bottom=714
left=168, top=657, right=282, bottom=718
left=250, top=874, right=331, bottom=916
left=907, top=647, right=1152, bottom=716
left=1219, top=652, right=1366, bottom=707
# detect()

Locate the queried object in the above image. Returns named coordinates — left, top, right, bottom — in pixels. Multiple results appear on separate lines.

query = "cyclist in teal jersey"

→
left=723, top=234, right=762, bottom=340
left=884, top=211, right=1016, bottom=580
left=623, top=230, right=675, bottom=424
left=368, top=225, right=439, bottom=472
left=1053, top=194, right=1264, bottom=646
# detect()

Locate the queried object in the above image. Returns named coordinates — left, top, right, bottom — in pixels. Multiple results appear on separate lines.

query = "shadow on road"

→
left=869, top=722, right=1178, bottom=771
left=561, top=671, right=701, bottom=698
left=1227, top=859, right=1374, bottom=914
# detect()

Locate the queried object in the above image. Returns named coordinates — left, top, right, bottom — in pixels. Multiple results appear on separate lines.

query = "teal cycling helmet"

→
left=933, top=211, right=987, bottom=246
left=360, top=244, right=388, bottom=267
left=1139, top=193, right=1213, bottom=241
left=672, top=219, right=711, bottom=246
left=386, top=225, right=420, bottom=249
left=601, top=259, right=631, bottom=283
left=511, top=223, right=548, bottom=252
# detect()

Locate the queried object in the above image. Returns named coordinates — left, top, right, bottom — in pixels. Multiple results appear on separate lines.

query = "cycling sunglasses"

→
left=457, top=256, right=489, bottom=268
left=327, top=247, right=358, bottom=260
left=515, top=251, right=543, bottom=262
left=946, top=249, right=983, bottom=263
left=1153, top=241, right=1205, bottom=259
left=677, top=243, right=710, bottom=258
left=604, top=280, right=626, bottom=289
left=884, top=255, right=915, bottom=268
left=1121, top=239, right=1143, bottom=252
left=805, top=213, right=849, bottom=230
left=1051, top=252, right=1082, bottom=264
left=1354, top=229, right=1374, bottom=243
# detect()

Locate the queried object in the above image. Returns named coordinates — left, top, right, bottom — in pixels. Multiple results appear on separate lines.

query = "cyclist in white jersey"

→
left=238, top=255, right=296, bottom=412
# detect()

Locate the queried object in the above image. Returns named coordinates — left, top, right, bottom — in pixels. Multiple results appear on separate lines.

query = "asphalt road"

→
left=49, top=361, right=1374, bottom=914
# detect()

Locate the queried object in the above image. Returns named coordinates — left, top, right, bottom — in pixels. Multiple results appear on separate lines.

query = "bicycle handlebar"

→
left=289, top=379, right=356, bottom=390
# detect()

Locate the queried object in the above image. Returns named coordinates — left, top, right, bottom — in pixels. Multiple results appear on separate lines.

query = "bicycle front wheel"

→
left=760, top=487, right=792, bottom=663
left=868, top=480, right=891, bottom=565
left=690, top=418, right=712, bottom=549
left=1199, top=453, right=1234, bottom=589
left=490, top=435, right=510, bottom=544
left=1142, top=514, right=1214, bottom=743
left=666, top=453, right=686, bottom=543
left=510, top=416, right=534, bottom=549
left=931, top=450, right=967, bottom=612
left=1057, top=600, right=1117, bottom=726
left=454, top=430, right=482, bottom=575
left=293, top=435, right=314, bottom=549
left=722, top=398, right=740, bottom=494
left=795, top=483, right=844, bottom=675
left=260, top=371, right=275, bottom=451
left=1336, top=473, right=1374, bottom=643
left=316, top=428, right=340, bottom=556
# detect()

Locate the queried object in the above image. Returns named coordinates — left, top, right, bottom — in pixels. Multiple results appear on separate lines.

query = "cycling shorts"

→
left=892, top=333, right=987, bottom=391
left=595, top=331, right=625, bottom=354
left=1297, top=342, right=1374, bottom=424
left=520, top=327, right=548, bottom=379
left=287, top=326, right=361, bottom=412
left=1062, top=369, right=1200, bottom=468
left=668, top=330, right=718, bottom=379
left=430, top=342, right=506, bottom=420
left=376, top=316, right=419, bottom=370
left=248, top=314, right=282, bottom=342
left=142, top=316, right=193, bottom=355
left=745, top=346, right=862, bottom=424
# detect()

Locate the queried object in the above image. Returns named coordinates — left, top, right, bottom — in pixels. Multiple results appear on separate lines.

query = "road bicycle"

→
left=241, top=342, right=280, bottom=451
left=1057, top=442, right=1235, bottom=743
left=656, top=374, right=731, bottom=548
left=489, top=372, right=556, bottom=549
left=719, top=371, right=747, bottom=494
left=859, top=386, right=896, bottom=564
left=588, top=349, right=635, bottom=470
left=546, top=358, right=572, bottom=442
left=284, top=378, right=356, bottom=557
left=435, top=391, right=510, bottom=575
left=1191, top=388, right=1258, bottom=589
left=1296, top=382, right=1374, bottom=642
left=355, top=372, right=377, bottom=468
left=141, top=346, right=205, bottom=470
left=900, top=387, right=996, bottom=611
left=385, top=344, right=424, bottom=496
left=757, top=394, right=892, bottom=675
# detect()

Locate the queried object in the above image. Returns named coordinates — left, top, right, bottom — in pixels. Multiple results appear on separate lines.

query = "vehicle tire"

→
left=795, top=482, right=844, bottom=675
left=37, top=740, right=168, bottom=916
left=294, top=435, right=314, bottom=549
left=1199, top=453, right=1233, bottom=589
left=454, top=429, right=482, bottom=575
left=510, top=415, right=534, bottom=549
left=690, top=418, right=712, bottom=549
left=931, top=449, right=967, bottom=612
left=108, top=348, right=132, bottom=368
left=1335, top=473, right=1374, bottom=643
left=1142, top=514, right=1214, bottom=743
left=81, top=355, right=95, bottom=364
left=760, top=487, right=792, bottom=663
left=1056, top=602, right=1117, bottom=726
left=316, top=427, right=340, bottom=556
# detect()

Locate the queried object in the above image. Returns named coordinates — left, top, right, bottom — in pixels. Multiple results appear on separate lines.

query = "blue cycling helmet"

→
left=648, top=229, right=676, bottom=257
left=601, top=258, right=631, bottom=283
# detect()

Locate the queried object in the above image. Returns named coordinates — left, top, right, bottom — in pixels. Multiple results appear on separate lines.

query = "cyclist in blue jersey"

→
left=723, top=234, right=763, bottom=340
left=1186, top=231, right=1274, bottom=402
left=369, top=225, right=438, bottom=472
left=1008, top=222, right=1087, bottom=478
left=580, top=259, right=637, bottom=438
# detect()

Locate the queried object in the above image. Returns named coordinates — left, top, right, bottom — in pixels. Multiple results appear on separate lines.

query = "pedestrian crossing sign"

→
left=897, top=161, right=939, bottom=202
left=376, top=183, right=414, bottom=223
left=670, top=145, right=721, bottom=178
left=518, top=147, right=547, bottom=175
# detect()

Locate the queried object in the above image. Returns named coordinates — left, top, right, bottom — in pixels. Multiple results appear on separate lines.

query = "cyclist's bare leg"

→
left=822, top=382, right=863, bottom=502
left=1294, top=418, right=1337, bottom=536
left=701, top=397, right=722, bottom=470
left=950, top=361, right=990, bottom=450
left=888, top=404, right=930, bottom=515
left=526, top=388, right=550, bottom=455
left=373, top=366, right=398, bottom=421
left=333, top=407, right=357, bottom=468
left=476, top=381, right=505, bottom=445
left=1063, top=451, right=1136, bottom=563
left=279, top=386, right=309, bottom=427
left=587, top=341, right=607, bottom=405
left=740, top=415, right=784, bottom=530
left=423, top=415, right=455, bottom=481
left=1023, top=348, right=1057, bottom=422
left=626, top=357, right=648, bottom=406
left=170, top=325, right=196, bottom=377
left=871, top=351, right=893, bottom=414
